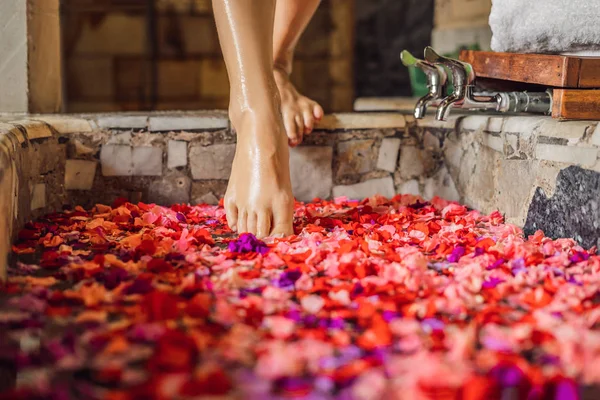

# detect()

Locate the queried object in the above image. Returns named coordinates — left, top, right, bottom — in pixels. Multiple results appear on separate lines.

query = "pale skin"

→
left=212, top=0, right=323, bottom=238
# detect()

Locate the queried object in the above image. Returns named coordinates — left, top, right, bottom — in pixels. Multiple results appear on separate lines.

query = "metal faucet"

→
left=403, top=46, right=553, bottom=121
left=400, top=50, right=447, bottom=119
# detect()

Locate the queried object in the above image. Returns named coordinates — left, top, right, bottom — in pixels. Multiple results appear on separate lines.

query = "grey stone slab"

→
left=167, top=140, right=187, bottom=169
left=100, top=145, right=133, bottom=176
left=97, top=115, right=148, bottom=129
left=132, top=147, right=163, bottom=176
left=398, top=146, right=425, bottom=179
left=64, top=159, right=97, bottom=190
left=189, top=144, right=235, bottom=180
left=148, top=172, right=190, bottom=204
left=398, top=179, right=420, bottom=196
left=376, top=138, right=401, bottom=172
left=333, top=177, right=395, bottom=199
left=290, top=146, right=333, bottom=201
left=149, top=115, right=229, bottom=132
left=535, top=144, right=598, bottom=167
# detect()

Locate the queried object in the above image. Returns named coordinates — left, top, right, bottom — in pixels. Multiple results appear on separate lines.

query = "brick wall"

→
left=62, top=0, right=354, bottom=113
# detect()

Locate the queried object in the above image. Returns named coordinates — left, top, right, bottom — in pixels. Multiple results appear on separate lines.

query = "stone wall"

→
left=1, top=109, right=599, bottom=280
left=62, top=0, right=354, bottom=113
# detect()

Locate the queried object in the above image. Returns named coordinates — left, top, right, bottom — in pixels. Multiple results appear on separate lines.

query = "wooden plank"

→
left=552, top=89, right=600, bottom=120
left=579, top=58, right=600, bottom=88
left=27, top=0, right=63, bottom=113
left=460, top=50, right=584, bottom=88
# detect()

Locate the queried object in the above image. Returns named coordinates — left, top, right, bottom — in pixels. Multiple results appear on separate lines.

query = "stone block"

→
left=34, top=116, right=93, bottom=134
left=333, top=177, right=395, bottom=199
left=460, top=115, right=489, bottom=131
left=336, top=140, right=376, bottom=178
left=481, top=133, right=503, bottom=153
left=148, top=172, right=191, bottom=205
left=423, top=166, right=460, bottom=202
left=398, top=146, right=425, bottom=179
left=71, top=139, right=96, bottom=157
left=486, top=117, right=504, bottom=133
left=289, top=146, right=333, bottom=201
left=168, top=140, right=188, bottom=169
left=149, top=114, right=229, bottom=132
left=199, top=59, right=229, bottom=98
left=535, top=144, right=598, bottom=167
left=376, top=138, right=401, bottom=172
left=100, top=145, right=133, bottom=176
left=97, top=115, right=148, bottom=129
left=190, top=144, right=235, bottom=180
left=30, top=183, right=46, bottom=210
left=197, top=192, right=219, bottom=205
left=191, top=181, right=228, bottom=204
left=132, top=147, right=163, bottom=176
left=590, top=123, right=600, bottom=146
left=9, top=120, right=52, bottom=140
left=496, top=159, right=536, bottom=225
left=64, top=160, right=97, bottom=190
left=537, top=120, right=595, bottom=143
left=398, top=179, right=420, bottom=196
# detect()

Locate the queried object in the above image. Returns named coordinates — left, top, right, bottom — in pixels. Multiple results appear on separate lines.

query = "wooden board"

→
left=460, top=50, right=600, bottom=89
left=552, top=89, right=600, bottom=120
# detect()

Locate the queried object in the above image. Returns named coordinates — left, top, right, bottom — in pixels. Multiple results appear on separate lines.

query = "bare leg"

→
left=212, top=0, right=294, bottom=237
left=273, top=0, right=324, bottom=146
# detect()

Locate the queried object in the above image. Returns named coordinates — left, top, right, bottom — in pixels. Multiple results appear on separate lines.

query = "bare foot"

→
left=224, top=108, right=294, bottom=238
left=273, top=65, right=324, bottom=147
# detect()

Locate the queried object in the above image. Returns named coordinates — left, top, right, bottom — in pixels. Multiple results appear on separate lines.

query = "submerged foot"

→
left=224, top=109, right=294, bottom=238
left=273, top=65, right=324, bottom=147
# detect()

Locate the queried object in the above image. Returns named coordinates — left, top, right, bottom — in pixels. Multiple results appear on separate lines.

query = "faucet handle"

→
left=401, top=50, right=447, bottom=88
left=423, top=46, right=475, bottom=87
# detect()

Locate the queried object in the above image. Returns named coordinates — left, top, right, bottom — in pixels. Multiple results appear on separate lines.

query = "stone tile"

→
left=106, top=131, right=132, bottom=145
left=496, top=159, right=536, bottom=225
left=423, top=166, right=459, bottom=202
left=537, top=120, right=596, bottom=142
left=336, top=140, right=376, bottom=178
left=316, top=113, right=407, bottom=131
left=398, top=179, right=420, bottom=196
left=486, top=117, right=504, bottom=133
left=535, top=144, right=598, bottom=167
left=97, top=115, right=148, bottom=129
left=590, top=123, right=600, bottom=146
left=100, top=145, right=133, bottom=176
left=289, top=146, right=333, bottom=201
left=9, top=120, right=52, bottom=140
left=148, top=172, right=190, bottom=205
left=191, top=181, right=228, bottom=204
left=333, top=177, right=395, bottom=199
left=417, top=115, right=460, bottom=130
left=376, top=138, right=401, bottom=172
left=64, top=160, right=97, bottom=190
left=132, top=147, right=163, bottom=176
left=33, top=116, right=93, bottom=134
left=189, top=144, right=235, bottom=180
left=197, top=192, right=220, bottom=205
left=502, top=116, right=545, bottom=132
left=149, top=115, right=229, bottom=132
left=481, top=133, right=503, bottom=153
left=460, top=115, right=489, bottom=131
left=398, top=146, right=425, bottom=179
left=167, top=140, right=187, bottom=169
left=443, top=139, right=463, bottom=170
left=30, top=183, right=46, bottom=210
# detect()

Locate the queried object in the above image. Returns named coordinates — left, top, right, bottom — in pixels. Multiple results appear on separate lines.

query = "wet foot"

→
left=224, top=107, right=294, bottom=238
left=273, top=65, right=324, bottom=147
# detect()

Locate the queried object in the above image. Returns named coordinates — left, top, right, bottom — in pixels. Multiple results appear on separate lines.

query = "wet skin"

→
left=212, top=0, right=321, bottom=238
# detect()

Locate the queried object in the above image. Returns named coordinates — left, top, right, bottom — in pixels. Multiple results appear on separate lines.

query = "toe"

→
left=238, top=209, right=248, bottom=234
left=284, top=114, right=300, bottom=147
left=302, top=108, right=314, bottom=134
left=313, top=103, right=324, bottom=121
left=247, top=212, right=258, bottom=235
left=225, top=200, right=238, bottom=232
left=257, top=211, right=272, bottom=239
left=294, top=115, right=305, bottom=144
left=271, top=197, right=294, bottom=237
